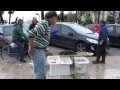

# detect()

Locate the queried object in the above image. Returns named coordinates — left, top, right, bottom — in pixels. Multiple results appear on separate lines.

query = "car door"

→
left=50, top=24, right=62, bottom=46
left=0, top=27, right=5, bottom=47
left=107, top=25, right=116, bottom=45
left=61, top=25, right=76, bottom=49
left=115, top=26, right=120, bottom=45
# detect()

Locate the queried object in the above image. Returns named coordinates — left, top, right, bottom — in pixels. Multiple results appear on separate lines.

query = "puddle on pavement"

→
left=104, top=69, right=120, bottom=79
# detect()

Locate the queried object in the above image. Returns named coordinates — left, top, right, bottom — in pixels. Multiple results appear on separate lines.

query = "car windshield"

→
left=70, top=24, right=93, bottom=34
left=4, top=26, right=14, bottom=36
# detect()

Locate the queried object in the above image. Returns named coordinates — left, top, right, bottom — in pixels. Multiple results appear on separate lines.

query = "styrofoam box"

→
left=47, top=56, right=72, bottom=76
left=74, top=57, right=90, bottom=74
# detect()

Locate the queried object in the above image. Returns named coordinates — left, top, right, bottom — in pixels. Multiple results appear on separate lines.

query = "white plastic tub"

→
left=74, top=57, right=90, bottom=74
left=47, top=56, right=72, bottom=76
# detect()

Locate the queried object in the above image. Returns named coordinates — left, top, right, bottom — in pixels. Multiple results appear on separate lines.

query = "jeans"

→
left=31, top=49, right=46, bottom=79
left=12, top=39, right=24, bottom=60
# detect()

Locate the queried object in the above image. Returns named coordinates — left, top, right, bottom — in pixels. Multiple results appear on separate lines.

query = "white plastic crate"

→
left=49, top=64, right=71, bottom=76
left=74, top=57, right=90, bottom=74
left=47, top=56, right=72, bottom=76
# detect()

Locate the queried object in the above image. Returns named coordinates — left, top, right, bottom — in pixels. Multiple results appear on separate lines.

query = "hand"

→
left=28, top=47, right=34, bottom=56
left=99, top=41, right=103, bottom=45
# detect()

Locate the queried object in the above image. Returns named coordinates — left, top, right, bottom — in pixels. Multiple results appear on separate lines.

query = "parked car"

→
left=50, top=22, right=99, bottom=53
left=106, top=24, right=120, bottom=46
left=0, top=24, right=29, bottom=48
left=85, top=24, right=100, bottom=33
left=0, top=24, right=14, bottom=48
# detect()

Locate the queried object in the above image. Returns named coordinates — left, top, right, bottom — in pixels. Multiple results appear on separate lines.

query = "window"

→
left=0, top=27, right=3, bottom=33
left=51, top=24, right=62, bottom=31
left=116, top=26, right=120, bottom=34
left=62, top=25, right=71, bottom=34
left=107, top=26, right=114, bottom=33
left=3, top=26, right=14, bottom=36
left=70, top=24, right=93, bottom=34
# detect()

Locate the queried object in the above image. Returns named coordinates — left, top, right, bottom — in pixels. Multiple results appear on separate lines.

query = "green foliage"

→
left=83, top=11, right=93, bottom=24
left=65, top=12, right=76, bottom=22
left=106, top=15, right=114, bottom=24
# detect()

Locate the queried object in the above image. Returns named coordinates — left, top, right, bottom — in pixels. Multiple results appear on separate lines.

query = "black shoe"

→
left=99, top=60, right=105, bottom=64
left=92, top=61, right=99, bottom=64
left=20, top=59, right=26, bottom=63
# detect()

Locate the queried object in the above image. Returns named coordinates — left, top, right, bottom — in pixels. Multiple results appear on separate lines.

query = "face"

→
left=48, top=16, right=57, bottom=25
left=33, top=17, right=38, bottom=24
left=18, top=20, right=23, bottom=26
left=100, top=22, right=103, bottom=27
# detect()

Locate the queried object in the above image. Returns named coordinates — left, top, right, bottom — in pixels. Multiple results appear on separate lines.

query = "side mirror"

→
left=68, top=33, right=73, bottom=36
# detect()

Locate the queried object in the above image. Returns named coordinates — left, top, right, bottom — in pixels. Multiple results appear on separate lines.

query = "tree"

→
left=0, top=11, right=4, bottom=24
left=60, top=11, right=64, bottom=22
left=76, top=11, right=90, bottom=24
left=101, top=11, right=105, bottom=20
left=91, top=11, right=101, bottom=24
left=83, top=11, right=93, bottom=25
left=41, top=11, right=44, bottom=20
left=106, top=15, right=114, bottom=24
left=8, top=11, right=14, bottom=24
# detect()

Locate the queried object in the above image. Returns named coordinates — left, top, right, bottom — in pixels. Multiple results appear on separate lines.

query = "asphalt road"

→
left=48, top=45, right=120, bottom=56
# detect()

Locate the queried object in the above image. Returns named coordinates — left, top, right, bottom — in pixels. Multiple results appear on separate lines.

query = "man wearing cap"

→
left=28, top=11, right=57, bottom=79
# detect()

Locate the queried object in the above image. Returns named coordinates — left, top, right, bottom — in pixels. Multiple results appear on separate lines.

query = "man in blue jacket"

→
left=92, top=20, right=108, bottom=64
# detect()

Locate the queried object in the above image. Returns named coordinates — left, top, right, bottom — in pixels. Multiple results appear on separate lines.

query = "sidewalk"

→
left=0, top=54, right=120, bottom=79
left=46, top=56, right=120, bottom=79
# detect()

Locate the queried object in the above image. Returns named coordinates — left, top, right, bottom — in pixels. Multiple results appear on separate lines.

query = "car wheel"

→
left=75, top=43, right=86, bottom=52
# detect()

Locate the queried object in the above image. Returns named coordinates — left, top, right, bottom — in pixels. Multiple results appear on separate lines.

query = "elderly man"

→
left=28, top=11, right=58, bottom=79
left=29, top=17, right=38, bottom=30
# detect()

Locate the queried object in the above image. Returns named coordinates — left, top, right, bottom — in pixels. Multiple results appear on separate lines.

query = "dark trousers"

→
left=12, top=39, right=25, bottom=60
left=96, top=41, right=107, bottom=62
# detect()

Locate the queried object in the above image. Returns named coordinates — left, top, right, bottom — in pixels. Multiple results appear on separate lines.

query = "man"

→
left=12, top=19, right=28, bottom=63
left=29, top=17, right=38, bottom=30
left=92, top=20, right=108, bottom=64
left=28, top=11, right=57, bottom=79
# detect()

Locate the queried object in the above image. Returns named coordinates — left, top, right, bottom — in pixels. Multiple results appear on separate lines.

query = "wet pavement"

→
left=0, top=46, right=120, bottom=79
left=46, top=56, right=120, bottom=79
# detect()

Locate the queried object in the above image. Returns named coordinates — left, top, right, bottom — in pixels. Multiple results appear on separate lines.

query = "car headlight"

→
left=86, top=38, right=98, bottom=44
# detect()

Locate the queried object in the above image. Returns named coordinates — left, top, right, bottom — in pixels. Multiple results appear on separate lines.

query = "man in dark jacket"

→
left=29, top=17, right=38, bottom=30
left=12, top=19, right=28, bottom=63
left=92, top=20, right=108, bottom=64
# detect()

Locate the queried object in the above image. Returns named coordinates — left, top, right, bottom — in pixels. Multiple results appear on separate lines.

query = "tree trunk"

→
left=9, top=14, right=11, bottom=24
left=41, top=11, right=44, bottom=20
left=61, top=11, right=64, bottom=22
left=76, top=11, right=77, bottom=23
left=98, top=11, right=100, bottom=24
left=0, top=13, right=4, bottom=24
